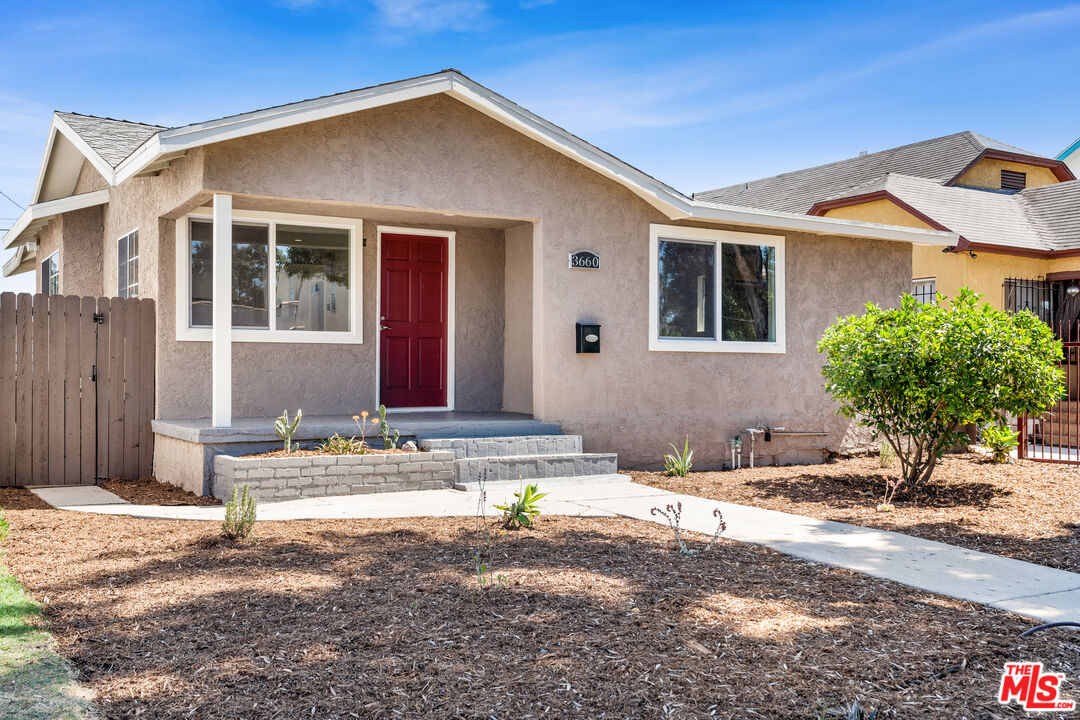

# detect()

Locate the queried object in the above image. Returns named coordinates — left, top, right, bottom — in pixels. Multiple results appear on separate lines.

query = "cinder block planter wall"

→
left=212, top=451, right=456, bottom=502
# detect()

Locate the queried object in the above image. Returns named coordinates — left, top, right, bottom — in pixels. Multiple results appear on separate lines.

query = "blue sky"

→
left=1, top=0, right=1079, bottom=292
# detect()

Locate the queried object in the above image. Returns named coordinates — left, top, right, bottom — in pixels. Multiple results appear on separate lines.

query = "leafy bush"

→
left=317, top=433, right=366, bottom=455
left=223, top=485, right=257, bottom=541
left=274, top=409, right=302, bottom=454
left=664, top=436, right=694, bottom=476
left=982, top=423, right=1020, bottom=463
left=818, top=289, right=1061, bottom=486
left=377, top=404, right=400, bottom=450
left=495, top=482, right=547, bottom=529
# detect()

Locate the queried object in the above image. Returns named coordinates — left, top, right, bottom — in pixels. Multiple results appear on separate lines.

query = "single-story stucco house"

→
left=1, top=70, right=957, bottom=496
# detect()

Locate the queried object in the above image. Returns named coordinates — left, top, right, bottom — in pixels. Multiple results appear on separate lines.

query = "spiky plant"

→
left=274, top=408, right=302, bottom=453
left=223, top=484, right=257, bottom=541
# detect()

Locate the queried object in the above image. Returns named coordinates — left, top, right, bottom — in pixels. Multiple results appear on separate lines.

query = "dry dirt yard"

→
left=633, top=453, right=1080, bottom=573
left=1, top=493, right=1077, bottom=719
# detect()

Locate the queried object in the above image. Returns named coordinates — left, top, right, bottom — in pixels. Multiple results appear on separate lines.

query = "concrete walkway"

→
left=30, top=479, right=1080, bottom=624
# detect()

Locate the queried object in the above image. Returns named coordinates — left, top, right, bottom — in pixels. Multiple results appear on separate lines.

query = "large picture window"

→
left=177, top=210, right=361, bottom=343
left=649, top=224, right=784, bottom=353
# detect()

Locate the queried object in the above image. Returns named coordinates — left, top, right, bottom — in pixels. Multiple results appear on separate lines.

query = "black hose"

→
left=1020, top=622, right=1080, bottom=638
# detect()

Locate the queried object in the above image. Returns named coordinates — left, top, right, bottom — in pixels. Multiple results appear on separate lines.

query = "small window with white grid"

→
left=911, top=278, right=936, bottom=304
left=117, top=230, right=139, bottom=298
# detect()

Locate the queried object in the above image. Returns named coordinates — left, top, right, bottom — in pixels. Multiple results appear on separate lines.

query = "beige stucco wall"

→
left=33, top=205, right=104, bottom=297
left=824, top=198, right=936, bottom=230
left=40, top=92, right=916, bottom=468
left=503, top=223, right=533, bottom=413
left=954, top=158, right=1059, bottom=190
left=183, top=94, right=910, bottom=465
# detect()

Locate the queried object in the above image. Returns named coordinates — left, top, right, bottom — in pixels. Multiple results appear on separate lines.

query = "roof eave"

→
left=1, top=189, right=111, bottom=251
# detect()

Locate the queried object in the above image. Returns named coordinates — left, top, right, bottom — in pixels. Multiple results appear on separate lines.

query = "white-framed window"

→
left=649, top=224, right=785, bottom=353
left=175, top=209, right=363, bottom=343
left=41, top=251, right=59, bottom=296
left=911, top=277, right=936, bottom=304
left=117, top=230, right=139, bottom=298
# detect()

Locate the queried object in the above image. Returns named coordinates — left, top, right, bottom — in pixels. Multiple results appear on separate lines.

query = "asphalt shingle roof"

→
left=694, top=131, right=1041, bottom=214
left=56, top=112, right=166, bottom=168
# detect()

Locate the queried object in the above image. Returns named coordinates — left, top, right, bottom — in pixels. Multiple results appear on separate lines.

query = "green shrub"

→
left=664, top=436, right=694, bottom=476
left=0, top=507, right=9, bottom=545
left=818, top=289, right=1061, bottom=486
left=982, top=423, right=1020, bottom=463
left=223, top=485, right=257, bottom=541
left=274, top=409, right=302, bottom=454
left=317, top=433, right=366, bottom=455
left=495, top=481, right=547, bottom=529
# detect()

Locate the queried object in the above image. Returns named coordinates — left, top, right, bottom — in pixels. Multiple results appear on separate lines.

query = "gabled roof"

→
left=695, top=131, right=1067, bottom=213
left=55, top=113, right=164, bottom=168
left=808, top=174, right=1080, bottom=256
left=6, top=69, right=957, bottom=266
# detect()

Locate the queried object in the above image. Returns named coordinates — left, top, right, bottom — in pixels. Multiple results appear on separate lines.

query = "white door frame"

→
left=375, top=225, right=456, bottom=413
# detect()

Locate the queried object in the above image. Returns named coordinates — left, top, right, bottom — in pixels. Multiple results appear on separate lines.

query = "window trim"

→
left=911, top=277, right=936, bottom=304
left=175, top=208, right=363, bottom=344
left=41, top=250, right=60, bottom=296
left=648, top=224, right=785, bottom=354
left=117, top=229, right=139, bottom=298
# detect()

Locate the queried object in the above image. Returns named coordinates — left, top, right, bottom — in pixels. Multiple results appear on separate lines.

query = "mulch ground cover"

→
left=3, top=507, right=1078, bottom=718
left=632, top=453, right=1080, bottom=572
left=100, top=478, right=221, bottom=506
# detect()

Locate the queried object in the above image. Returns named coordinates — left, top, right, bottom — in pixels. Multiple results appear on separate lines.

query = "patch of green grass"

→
left=0, top=546, right=94, bottom=719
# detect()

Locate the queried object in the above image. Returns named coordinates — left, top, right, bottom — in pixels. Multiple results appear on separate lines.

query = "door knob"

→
left=379, top=324, right=391, bottom=331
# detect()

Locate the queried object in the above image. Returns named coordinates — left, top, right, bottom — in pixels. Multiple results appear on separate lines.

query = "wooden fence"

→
left=0, top=293, right=155, bottom=487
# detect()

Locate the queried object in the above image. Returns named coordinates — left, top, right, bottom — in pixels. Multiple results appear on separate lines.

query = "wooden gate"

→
left=0, top=293, right=155, bottom=487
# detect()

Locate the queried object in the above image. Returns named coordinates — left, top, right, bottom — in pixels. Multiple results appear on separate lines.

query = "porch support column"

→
left=212, top=193, right=233, bottom=427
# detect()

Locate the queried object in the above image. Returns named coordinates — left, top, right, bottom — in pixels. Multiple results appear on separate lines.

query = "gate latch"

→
left=92, top=312, right=104, bottom=324
left=91, top=364, right=97, bottom=382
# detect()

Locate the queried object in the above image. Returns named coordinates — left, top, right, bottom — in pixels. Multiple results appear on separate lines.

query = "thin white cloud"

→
left=519, top=0, right=555, bottom=8
left=370, top=0, right=489, bottom=33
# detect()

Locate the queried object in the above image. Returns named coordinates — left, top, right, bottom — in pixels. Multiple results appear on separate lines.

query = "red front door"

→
left=379, top=233, right=449, bottom=408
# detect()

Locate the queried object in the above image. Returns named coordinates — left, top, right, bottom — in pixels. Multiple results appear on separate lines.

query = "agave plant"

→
left=274, top=408, right=302, bottom=453
left=495, top=481, right=548, bottom=529
left=664, top=436, right=694, bottom=477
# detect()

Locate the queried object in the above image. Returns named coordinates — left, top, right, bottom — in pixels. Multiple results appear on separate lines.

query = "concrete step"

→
left=405, top=418, right=562, bottom=440
left=455, top=473, right=629, bottom=492
left=418, top=435, right=582, bottom=459
left=454, top=452, right=618, bottom=485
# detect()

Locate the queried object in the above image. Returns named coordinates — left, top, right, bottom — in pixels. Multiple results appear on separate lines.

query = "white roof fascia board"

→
left=93, top=71, right=955, bottom=246
left=30, top=125, right=59, bottom=205
left=51, top=114, right=117, bottom=186
left=1, top=189, right=111, bottom=250
left=688, top=200, right=958, bottom=246
left=2, top=245, right=25, bottom=277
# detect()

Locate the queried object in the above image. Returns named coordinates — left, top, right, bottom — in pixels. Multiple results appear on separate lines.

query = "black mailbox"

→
left=576, top=322, right=601, bottom=353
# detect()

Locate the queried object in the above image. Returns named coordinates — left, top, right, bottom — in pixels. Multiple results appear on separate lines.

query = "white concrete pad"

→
left=29, top=485, right=129, bottom=508
left=580, top=490, right=1080, bottom=623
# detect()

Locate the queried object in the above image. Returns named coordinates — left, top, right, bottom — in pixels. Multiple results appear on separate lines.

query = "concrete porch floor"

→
left=152, top=411, right=562, bottom=444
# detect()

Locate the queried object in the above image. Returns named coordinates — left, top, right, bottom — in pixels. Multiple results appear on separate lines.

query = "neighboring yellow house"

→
left=697, top=131, right=1080, bottom=326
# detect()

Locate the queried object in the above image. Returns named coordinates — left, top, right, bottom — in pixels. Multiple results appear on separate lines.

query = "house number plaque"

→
left=569, top=249, right=600, bottom=270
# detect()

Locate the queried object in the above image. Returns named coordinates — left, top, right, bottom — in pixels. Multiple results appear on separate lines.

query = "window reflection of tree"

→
left=722, top=245, right=774, bottom=342
left=658, top=240, right=714, bottom=338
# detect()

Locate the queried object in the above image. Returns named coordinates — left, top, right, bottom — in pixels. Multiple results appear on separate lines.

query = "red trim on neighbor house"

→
left=1046, top=270, right=1080, bottom=281
left=807, top=191, right=954, bottom=232
left=950, top=242, right=1080, bottom=260
left=945, top=149, right=1076, bottom=187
